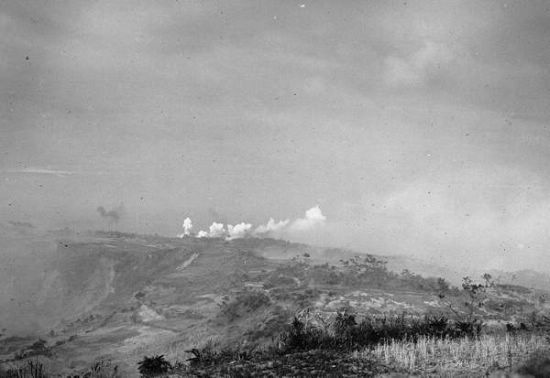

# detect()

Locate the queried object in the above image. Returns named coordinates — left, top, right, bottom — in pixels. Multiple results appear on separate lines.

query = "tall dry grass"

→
left=362, top=332, right=549, bottom=376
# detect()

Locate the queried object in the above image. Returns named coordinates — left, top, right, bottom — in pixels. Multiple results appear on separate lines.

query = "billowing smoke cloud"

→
left=183, top=205, right=326, bottom=241
left=227, top=222, right=252, bottom=239
left=254, top=218, right=290, bottom=235
left=177, top=217, right=193, bottom=238
left=196, top=230, right=209, bottom=238
left=208, top=222, right=226, bottom=238
left=289, top=205, right=327, bottom=231
left=195, top=222, right=253, bottom=239
left=196, top=222, right=226, bottom=238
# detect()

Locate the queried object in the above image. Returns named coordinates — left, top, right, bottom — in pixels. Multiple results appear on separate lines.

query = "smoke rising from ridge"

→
left=196, top=222, right=226, bottom=238
left=227, top=222, right=253, bottom=239
left=180, top=205, right=327, bottom=241
left=177, top=217, right=193, bottom=238
left=289, top=205, right=327, bottom=231
left=254, top=218, right=290, bottom=235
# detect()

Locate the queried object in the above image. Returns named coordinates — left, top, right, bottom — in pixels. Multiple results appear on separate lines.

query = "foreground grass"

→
left=365, top=332, right=549, bottom=376
left=139, top=311, right=550, bottom=377
left=174, top=329, right=550, bottom=377
left=3, top=311, right=550, bottom=377
left=2, top=333, right=549, bottom=377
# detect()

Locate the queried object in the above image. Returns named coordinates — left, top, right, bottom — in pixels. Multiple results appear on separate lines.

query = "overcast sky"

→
left=2, top=0, right=550, bottom=271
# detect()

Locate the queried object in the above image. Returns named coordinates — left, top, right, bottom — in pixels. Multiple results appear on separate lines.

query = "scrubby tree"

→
left=436, top=274, right=494, bottom=336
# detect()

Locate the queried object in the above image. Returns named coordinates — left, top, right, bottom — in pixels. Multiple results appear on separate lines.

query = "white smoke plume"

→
left=196, top=230, right=209, bottom=238
left=177, top=217, right=193, bottom=238
left=227, top=222, right=253, bottom=239
left=254, top=218, right=290, bottom=235
left=183, top=205, right=326, bottom=240
left=195, top=222, right=226, bottom=238
left=289, top=205, right=327, bottom=231
left=207, top=222, right=226, bottom=238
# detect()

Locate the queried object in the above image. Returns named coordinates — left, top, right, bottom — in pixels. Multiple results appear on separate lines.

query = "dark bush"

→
left=452, top=319, right=483, bottom=337
left=137, top=355, right=171, bottom=377
left=276, top=311, right=486, bottom=353
left=185, top=340, right=259, bottom=369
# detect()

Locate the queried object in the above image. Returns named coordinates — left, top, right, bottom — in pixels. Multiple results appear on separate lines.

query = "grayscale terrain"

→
left=2, top=1, right=550, bottom=376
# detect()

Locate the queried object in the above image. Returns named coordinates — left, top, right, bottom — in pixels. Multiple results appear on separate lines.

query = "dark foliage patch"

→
left=278, top=312, right=483, bottom=353
left=137, top=355, right=171, bottom=377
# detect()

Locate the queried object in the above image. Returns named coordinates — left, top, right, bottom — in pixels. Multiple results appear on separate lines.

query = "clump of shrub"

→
left=278, top=311, right=485, bottom=353
left=137, top=355, right=171, bottom=377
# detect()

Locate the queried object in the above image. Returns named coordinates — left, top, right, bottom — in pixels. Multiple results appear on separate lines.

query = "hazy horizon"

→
left=2, top=1, right=550, bottom=272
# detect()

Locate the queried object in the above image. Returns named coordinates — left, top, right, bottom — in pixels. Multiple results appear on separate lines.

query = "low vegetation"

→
left=137, top=355, right=171, bottom=377
left=2, top=246, right=550, bottom=377
left=369, top=333, right=549, bottom=376
left=170, top=310, right=550, bottom=377
left=0, top=360, right=47, bottom=378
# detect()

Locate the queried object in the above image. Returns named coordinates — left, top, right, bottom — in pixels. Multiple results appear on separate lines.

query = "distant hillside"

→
left=383, top=253, right=550, bottom=292
left=383, top=254, right=467, bottom=286
left=485, top=269, right=550, bottom=292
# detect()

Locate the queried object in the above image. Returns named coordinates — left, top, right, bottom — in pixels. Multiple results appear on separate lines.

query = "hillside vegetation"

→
left=1, top=232, right=549, bottom=376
